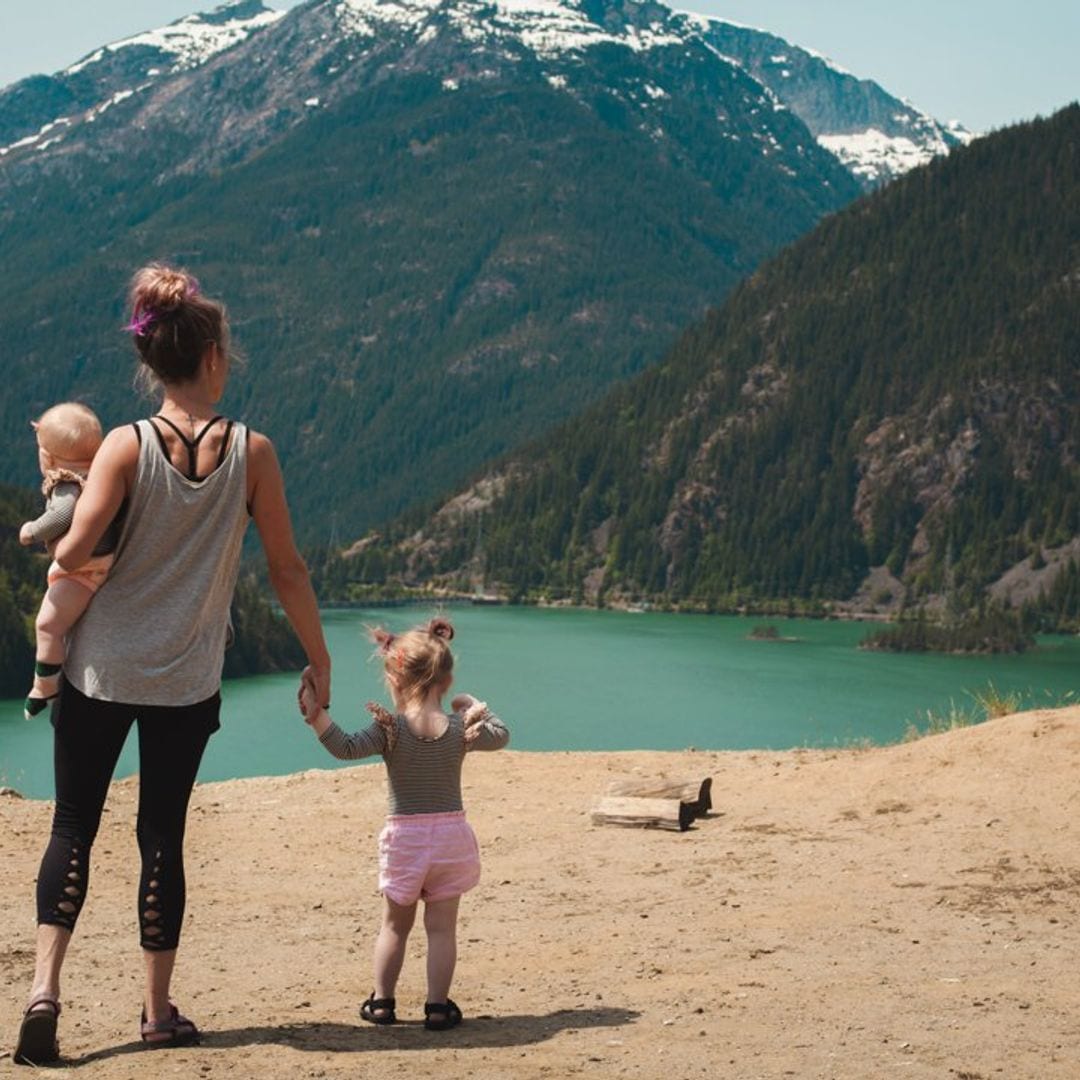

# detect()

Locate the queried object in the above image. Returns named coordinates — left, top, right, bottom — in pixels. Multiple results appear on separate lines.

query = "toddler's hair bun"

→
left=129, top=263, right=199, bottom=314
left=368, top=626, right=396, bottom=654
left=428, top=618, right=454, bottom=642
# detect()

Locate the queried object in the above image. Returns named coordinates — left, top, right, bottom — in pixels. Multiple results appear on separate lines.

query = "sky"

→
left=0, top=0, right=1076, bottom=133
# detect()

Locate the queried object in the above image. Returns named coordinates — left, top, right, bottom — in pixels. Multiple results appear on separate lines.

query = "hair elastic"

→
left=124, top=310, right=156, bottom=337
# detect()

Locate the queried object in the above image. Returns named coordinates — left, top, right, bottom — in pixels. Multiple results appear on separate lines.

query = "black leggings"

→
left=37, top=681, right=219, bottom=951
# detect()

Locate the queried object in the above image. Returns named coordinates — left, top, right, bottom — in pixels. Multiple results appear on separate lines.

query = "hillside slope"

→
left=349, top=105, right=1079, bottom=610
left=0, top=0, right=968, bottom=536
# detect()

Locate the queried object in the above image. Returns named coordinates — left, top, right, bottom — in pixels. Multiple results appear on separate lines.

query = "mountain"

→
left=0, top=1, right=971, bottom=187
left=344, top=106, right=1080, bottom=618
left=0, top=0, right=964, bottom=537
left=684, top=18, right=975, bottom=185
left=0, top=1, right=283, bottom=150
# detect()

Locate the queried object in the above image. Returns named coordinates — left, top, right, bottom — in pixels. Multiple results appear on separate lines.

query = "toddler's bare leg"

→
left=372, top=896, right=417, bottom=1005
left=32, top=579, right=94, bottom=697
left=423, top=895, right=460, bottom=1004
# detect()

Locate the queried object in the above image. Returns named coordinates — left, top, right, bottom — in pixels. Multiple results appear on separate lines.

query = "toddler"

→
left=19, top=403, right=118, bottom=719
left=300, top=616, right=508, bottom=1030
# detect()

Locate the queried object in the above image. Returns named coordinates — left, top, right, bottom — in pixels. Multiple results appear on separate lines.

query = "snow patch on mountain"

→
left=817, top=128, right=943, bottom=184
left=0, top=116, right=72, bottom=156
left=337, top=0, right=682, bottom=58
left=66, top=6, right=284, bottom=76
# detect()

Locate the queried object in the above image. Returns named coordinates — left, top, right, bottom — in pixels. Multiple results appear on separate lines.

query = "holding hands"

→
left=297, top=670, right=325, bottom=730
left=296, top=670, right=398, bottom=750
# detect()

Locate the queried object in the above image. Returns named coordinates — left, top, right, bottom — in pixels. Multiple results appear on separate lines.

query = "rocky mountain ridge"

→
left=1, top=0, right=973, bottom=186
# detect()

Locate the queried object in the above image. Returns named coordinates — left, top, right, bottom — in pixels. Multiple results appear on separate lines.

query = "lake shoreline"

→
left=4, top=608, right=1077, bottom=801
left=322, top=590, right=898, bottom=621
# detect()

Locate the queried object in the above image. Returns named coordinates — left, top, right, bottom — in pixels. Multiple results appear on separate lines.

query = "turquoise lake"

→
left=1, top=606, right=1077, bottom=799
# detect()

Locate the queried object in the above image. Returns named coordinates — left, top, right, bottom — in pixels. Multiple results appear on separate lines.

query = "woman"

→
left=14, top=264, right=332, bottom=1064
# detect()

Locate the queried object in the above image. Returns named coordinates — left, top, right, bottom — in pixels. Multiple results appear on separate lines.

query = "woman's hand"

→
left=18, top=523, right=34, bottom=546
left=302, top=662, right=331, bottom=711
left=300, top=678, right=319, bottom=730
left=295, top=678, right=332, bottom=738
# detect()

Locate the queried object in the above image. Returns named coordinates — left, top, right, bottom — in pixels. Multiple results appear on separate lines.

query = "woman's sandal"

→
left=140, top=1003, right=201, bottom=1048
left=13, top=997, right=61, bottom=1066
left=359, top=993, right=397, bottom=1025
left=423, top=998, right=463, bottom=1031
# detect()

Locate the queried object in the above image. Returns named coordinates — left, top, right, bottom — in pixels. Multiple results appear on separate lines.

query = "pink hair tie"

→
left=124, top=310, right=156, bottom=337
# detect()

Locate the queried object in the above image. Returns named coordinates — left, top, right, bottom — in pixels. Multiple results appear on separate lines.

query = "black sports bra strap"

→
left=151, top=414, right=225, bottom=481
left=147, top=417, right=172, bottom=462
left=193, top=415, right=224, bottom=445
left=217, top=421, right=235, bottom=468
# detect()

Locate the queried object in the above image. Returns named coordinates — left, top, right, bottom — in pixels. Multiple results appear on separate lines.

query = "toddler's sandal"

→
left=424, top=998, right=462, bottom=1031
left=140, top=1003, right=200, bottom=1048
left=360, top=993, right=397, bottom=1025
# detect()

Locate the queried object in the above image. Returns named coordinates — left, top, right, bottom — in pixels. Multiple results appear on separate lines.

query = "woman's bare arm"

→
left=248, top=430, right=332, bottom=704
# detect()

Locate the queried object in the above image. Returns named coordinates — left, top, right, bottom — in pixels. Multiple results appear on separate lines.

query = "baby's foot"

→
left=25, top=663, right=62, bottom=719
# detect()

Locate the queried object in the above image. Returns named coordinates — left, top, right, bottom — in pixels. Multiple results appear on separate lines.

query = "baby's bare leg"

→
left=32, top=579, right=94, bottom=695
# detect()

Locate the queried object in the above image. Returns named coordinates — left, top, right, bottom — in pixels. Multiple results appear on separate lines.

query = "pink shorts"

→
left=378, top=811, right=481, bottom=906
left=47, top=554, right=114, bottom=595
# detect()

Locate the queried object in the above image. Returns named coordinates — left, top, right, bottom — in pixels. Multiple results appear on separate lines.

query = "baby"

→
left=19, top=403, right=118, bottom=719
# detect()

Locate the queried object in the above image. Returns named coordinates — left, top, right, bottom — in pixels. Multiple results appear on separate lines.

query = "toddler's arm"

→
left=20, top=484, right=80, bottom=547
left=299, top=677, right=388, bottom=760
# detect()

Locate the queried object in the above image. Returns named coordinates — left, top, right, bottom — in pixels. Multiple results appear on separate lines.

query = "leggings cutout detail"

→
left=35, top=682, right=217, bottom=948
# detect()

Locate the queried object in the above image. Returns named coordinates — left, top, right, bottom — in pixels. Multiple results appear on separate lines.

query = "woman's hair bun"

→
left=428, top=618, right=454, bottom=642
left=129, top=263, right=199, bottom=314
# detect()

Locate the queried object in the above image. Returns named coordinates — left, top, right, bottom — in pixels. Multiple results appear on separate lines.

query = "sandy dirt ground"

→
left=2, top=707, right=1079, bottom=1079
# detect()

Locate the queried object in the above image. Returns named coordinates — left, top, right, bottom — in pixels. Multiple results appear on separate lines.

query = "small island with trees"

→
left=748, top=624, right=801, bottom=643
left=859, top=606, right=1035, bottom=655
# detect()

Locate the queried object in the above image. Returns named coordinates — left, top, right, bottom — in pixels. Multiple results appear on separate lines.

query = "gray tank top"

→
left=65, top=418, right=250, bottom=706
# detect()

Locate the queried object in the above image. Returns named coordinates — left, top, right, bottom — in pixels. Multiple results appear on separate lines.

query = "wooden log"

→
left=606, top=777, right=712, bottom=817
left=590, top=796, right=695, bottom=832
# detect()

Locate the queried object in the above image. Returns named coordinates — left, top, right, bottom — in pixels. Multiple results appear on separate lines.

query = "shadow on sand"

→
left=69, top=1006, right=640, bottom=1064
